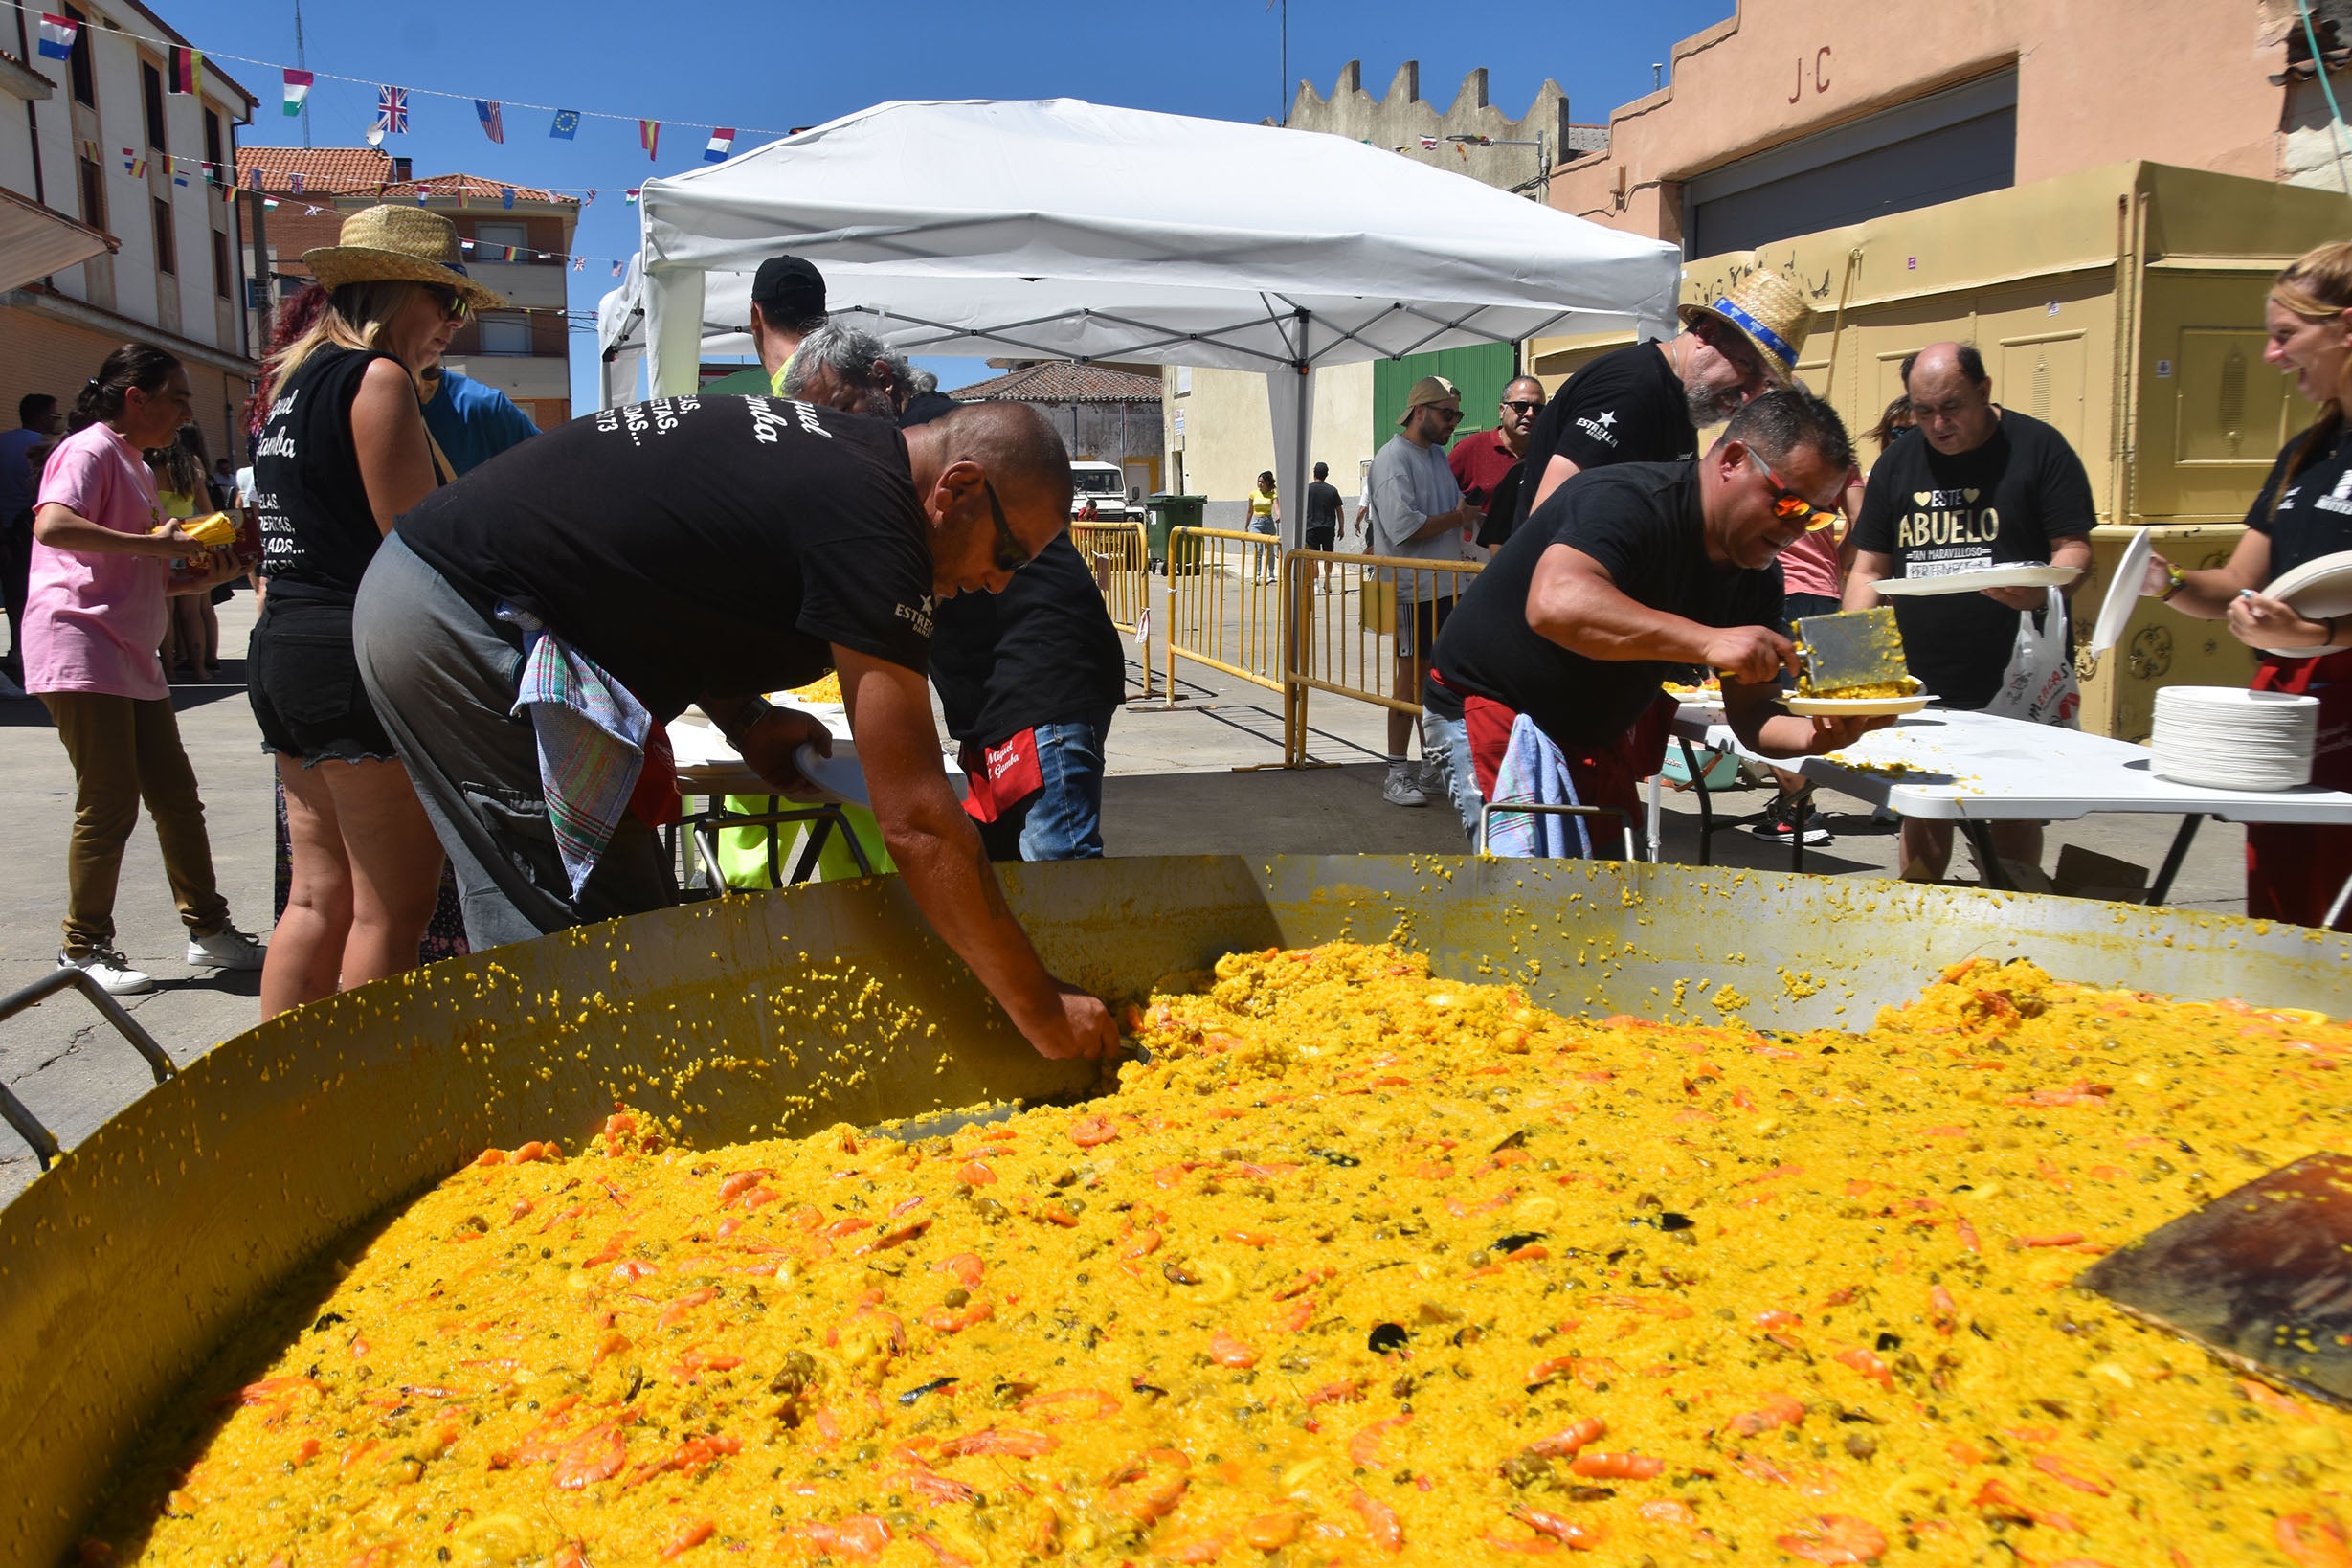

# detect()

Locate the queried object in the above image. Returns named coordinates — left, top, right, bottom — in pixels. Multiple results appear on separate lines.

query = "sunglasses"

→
left=1425, top=405, right=1465, bottom=424
left=423, top=283, right=471, bottom=324
left=1744, top=448, right=1838, bottom=532
left=1504, top=399, right=1546, bottom=415
left=983, top=480, right=1030, bottom=573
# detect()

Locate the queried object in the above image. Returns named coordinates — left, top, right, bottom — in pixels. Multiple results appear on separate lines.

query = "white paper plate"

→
left=2257, top=549, right=2352, bottom=655
left=2090, top=527, right=2155, bottom=656
left=793, top=741, right=870, bottom=806
left=1873, top=565, right=2075, bottom=598
left=1784, top=692, right=1935, bottom=717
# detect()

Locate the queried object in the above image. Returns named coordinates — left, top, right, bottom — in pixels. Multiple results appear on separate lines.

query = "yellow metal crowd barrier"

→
left=1279, top=549, right=1486, bottom=764
left=1165, top=526, right=1287, bottom=701
left=1070, top=521, right=1156, bottom=699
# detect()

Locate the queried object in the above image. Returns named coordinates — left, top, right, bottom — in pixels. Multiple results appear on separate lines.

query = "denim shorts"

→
left=974, top=712, right=1114, bottom=862
left=247, top=594, right=399, bottom=766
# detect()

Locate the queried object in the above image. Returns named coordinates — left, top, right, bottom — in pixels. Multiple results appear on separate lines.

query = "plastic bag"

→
left=1982, top=585, right=2081, bottom=728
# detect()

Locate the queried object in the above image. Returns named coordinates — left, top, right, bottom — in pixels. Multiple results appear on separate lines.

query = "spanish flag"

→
left=639, top=120, right=660, bottom=161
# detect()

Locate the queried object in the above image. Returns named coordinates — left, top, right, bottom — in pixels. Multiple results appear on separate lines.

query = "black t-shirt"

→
left=396, top=395, right=934, bottom=720
left=1433, top=460, right=1782, bottom=750
left=255, top=346, right=414, bottom=597
left=1304, top=481, right=1344, bottom=531
left=930, top=530, right=1126, bottom=747
left=2247, top=422, right=2352, bottom=580
left=1850, top=412, right=2094, bottom=710
left=1511, top=341, right=1695, bottom=527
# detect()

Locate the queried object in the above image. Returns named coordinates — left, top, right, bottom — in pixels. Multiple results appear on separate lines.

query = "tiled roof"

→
left=235, top=146, right=395, bottom=192
left=952, top=362, right=1163, bottom=404
left=378, top=173, right=576, bottom=206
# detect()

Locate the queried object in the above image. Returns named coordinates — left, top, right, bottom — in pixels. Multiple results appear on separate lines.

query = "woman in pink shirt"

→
left=26, top=344, right=262, bottom=995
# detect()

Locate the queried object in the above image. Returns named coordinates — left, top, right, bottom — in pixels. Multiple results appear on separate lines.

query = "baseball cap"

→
left=1398, top=373, right=1461, bottom=426
left=751, top=255, right=826, bottom=321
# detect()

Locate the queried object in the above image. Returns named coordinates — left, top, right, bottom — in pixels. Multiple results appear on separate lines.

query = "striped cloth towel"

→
left=1487, top=712, right=1594, bottom=860
left=499, top=605, right=651, bottom=898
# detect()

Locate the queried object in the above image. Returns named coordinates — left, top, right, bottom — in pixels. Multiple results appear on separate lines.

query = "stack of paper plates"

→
left=2149, top=686, right=2318, bottom=792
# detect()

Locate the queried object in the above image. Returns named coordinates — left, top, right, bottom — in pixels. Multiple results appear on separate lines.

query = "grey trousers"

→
left=352, top=532, right=675, bottom=951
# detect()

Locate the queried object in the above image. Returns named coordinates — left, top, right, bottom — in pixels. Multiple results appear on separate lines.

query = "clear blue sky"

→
left=168, top=0, right=1730, bottom=410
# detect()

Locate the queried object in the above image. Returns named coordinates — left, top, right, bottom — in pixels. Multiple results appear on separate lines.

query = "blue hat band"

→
left=1712, top=298, right=1795, bottom=369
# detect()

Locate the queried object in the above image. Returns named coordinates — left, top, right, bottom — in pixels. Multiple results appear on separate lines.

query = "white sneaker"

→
left=1383, top=764, right=1431, bottom=807
left=59, top=947, right=154, bottom=996
left=188, top=925, right=266, bottom=971
left=1415, top=756, right=1452, bottom=800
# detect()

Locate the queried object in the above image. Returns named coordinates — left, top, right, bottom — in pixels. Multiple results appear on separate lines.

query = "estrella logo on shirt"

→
left=1573, top=409, right=1620, bottom=448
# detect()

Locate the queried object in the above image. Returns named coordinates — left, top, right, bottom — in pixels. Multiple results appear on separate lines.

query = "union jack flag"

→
left=375, top=85, right=410, bottom=135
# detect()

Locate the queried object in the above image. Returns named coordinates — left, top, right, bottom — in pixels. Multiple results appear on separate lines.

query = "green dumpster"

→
left=1144, top=493, right=1206, bottom=575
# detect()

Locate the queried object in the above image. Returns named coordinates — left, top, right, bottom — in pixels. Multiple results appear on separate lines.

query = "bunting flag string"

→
left=35, top=11, right=75, bottom=59
left=0, top=0, right=784, bottom=159
left=638, top=120, right=660, bottom=161
left=104, top=141, right=671, bottom=281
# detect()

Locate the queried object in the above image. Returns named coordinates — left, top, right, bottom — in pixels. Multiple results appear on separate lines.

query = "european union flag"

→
left=549, top=108, right=580, bottom=141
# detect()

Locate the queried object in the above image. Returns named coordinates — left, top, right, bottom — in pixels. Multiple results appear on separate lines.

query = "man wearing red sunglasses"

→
left=1425, top=389, right=1893, bottom=850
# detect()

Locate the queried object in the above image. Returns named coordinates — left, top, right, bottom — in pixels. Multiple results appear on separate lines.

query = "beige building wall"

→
left=1165, top=363, right=1377, bottom=527
left=1553, top=0, right=2302, bottom=239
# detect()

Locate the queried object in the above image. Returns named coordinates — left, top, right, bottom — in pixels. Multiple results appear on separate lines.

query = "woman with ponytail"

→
left=247, top=206, right=501, bottom=1018
left=2139, top=241, right=2352, bottom=930
left=25, top=344, right=262, bottom=995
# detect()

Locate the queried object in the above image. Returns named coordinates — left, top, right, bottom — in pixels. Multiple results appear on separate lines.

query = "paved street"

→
left=0, top=577, right=2250, bottom=1201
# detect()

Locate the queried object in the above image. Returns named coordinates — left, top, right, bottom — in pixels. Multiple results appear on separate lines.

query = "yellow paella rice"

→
left=783, top=674, right=843, bottom=706
left=88, top=946, right=2352, bottom=1566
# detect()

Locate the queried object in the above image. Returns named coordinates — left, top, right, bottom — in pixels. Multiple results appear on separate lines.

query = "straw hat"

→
left=303, top=205, right=509, bottom=311
left=1679, top=269, right=1811, bottom=386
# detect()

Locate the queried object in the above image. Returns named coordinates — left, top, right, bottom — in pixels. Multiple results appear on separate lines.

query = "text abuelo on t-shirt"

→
left=1896, top=486, right=2002, bottom=577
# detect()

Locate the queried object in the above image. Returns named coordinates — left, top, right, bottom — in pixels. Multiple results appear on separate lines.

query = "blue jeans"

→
left=976, top=711, right=1113, bottom=862
left=1428, top=711, right=1484, bottom=842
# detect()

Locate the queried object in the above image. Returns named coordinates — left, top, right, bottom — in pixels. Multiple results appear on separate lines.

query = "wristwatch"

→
left=2157, top=562, right=2187, bottom=602
left=718, top=695, right=773, bottom=748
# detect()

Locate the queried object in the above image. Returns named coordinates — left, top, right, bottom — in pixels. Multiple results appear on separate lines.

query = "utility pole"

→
left=293, top=0, right=312, bottom=146
left=1267, top=0, right=1288, bottom=124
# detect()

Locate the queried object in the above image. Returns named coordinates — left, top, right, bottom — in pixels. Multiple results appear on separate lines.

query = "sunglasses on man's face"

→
left=984, top=480, right=1031, bottom=573
left=424, top=284, right=471, bottom=324
left=1425, top=405, right=1465, bottom=425
left=1503, top=399, right=1545, bottom=415
left=1744, top=448, right=1837, bottom=532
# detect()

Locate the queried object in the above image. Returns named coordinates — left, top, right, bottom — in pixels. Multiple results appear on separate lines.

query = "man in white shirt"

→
left=1366, top=374, right=1481, bottom=807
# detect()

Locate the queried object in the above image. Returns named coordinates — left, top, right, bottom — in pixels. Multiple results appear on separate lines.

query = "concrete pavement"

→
left=0, top=582, right=2251, bottom=1201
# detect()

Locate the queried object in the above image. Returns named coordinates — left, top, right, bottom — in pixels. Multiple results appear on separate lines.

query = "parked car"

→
left=1070, top=460, right=1136, bottom=522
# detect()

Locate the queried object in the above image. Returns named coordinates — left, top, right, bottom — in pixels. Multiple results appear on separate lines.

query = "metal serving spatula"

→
left=2077, top=1152, right=2352, bottom=1410
left=1791, top=607, right=1910, bottom=694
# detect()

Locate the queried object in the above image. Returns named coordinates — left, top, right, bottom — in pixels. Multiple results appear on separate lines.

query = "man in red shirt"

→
left=1448, top=376, right=1546, bottom=549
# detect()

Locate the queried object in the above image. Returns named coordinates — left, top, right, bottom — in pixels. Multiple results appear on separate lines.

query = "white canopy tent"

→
left=598, top=98, right=1681, bottom=541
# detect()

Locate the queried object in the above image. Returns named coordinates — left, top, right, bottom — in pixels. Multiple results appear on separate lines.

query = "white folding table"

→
left=1669, top=706, right=2352, bottom=916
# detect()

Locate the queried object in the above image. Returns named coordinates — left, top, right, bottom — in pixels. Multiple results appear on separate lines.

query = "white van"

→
left=1069, top=460, right=1134, bottom=522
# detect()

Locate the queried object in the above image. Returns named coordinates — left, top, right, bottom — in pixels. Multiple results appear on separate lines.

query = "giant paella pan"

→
left=4, top=855, right=2348, bottom=1566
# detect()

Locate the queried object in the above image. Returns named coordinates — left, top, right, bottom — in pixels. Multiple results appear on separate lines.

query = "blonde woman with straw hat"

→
left=246, top=204, right=507, bottom=1019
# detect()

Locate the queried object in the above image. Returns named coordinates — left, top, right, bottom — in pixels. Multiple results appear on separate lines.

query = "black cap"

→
left=751, top=255, right=825, bottom=321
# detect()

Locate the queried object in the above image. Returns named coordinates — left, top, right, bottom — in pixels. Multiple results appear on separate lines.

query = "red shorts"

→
left=1457, top=688, right=1675, bottom=845
left=2246, top=648, right=2352, bottom=930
